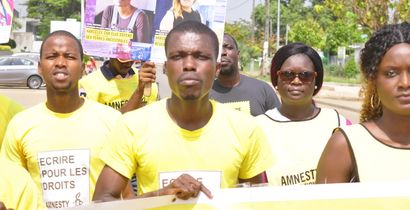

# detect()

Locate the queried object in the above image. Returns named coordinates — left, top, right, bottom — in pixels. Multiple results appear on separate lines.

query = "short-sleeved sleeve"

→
left=238, top=124, right=274, bottom=179
left=100, top=117, right=137, bottom=179
left=0, top=118, right=27, bottom=169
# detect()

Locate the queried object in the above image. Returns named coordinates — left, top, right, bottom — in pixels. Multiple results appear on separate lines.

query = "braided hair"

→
left=360, top=22, right=410, bottom=122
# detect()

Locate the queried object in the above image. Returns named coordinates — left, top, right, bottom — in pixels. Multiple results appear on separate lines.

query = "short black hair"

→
left=164, top=21, right=219, bottom=58
left=270, top=42, right=323, bottom=96
left=40, top=30, right=84, bottom=60
left=224, top=33, right=239, bottom=50
left=359, top=22, right=410, bottom=122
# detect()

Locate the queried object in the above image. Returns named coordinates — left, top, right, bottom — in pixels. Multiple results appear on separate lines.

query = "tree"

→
left=324, top=0, right=410, bottom=32
left=225, top=21, right=262, bottom=70
left=288, top=18, right=325, bottom=49
left=27, top=0, right=81, bottom=39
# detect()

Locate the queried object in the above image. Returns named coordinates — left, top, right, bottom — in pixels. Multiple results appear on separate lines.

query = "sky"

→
left=225, top=0, right=263, bottom=23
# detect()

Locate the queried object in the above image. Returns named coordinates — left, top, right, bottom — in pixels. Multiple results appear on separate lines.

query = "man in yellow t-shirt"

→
left=93, top=21, right=273, bottom=201
left=0, top=94, right=24, bottom=147
left=0, top=158, right=42, bottom=210
left=79, top=58, right=159, bottom=114
left=0, top=31, right=121, bottom=209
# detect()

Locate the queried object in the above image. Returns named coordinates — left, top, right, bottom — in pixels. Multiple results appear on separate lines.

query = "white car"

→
left=0, top=56, right=43, bottom=89
left=11, top=52, right=40, bottom=61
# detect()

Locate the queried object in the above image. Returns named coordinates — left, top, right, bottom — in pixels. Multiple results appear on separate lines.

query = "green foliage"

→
left=27, top=0, right=81, bottom=39
left=324, top=59, right=360, bottom=81
left=325, top=63, right=345, bottom=77
left=345, top=58, right=358, bottom=78
left=323, top=0, right=409, bottom=32
left=225, top=21, right=262, bottom=70
left=288, top=18, right=325, bottom=49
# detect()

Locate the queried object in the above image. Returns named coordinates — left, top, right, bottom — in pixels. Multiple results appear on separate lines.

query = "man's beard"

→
left=219, top=66, right=236, bottom=76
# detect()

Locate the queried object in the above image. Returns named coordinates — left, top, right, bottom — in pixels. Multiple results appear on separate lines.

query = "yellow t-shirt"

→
left=0, top=95, right=24, bottom=147
left=0, top=99, right=120, bottom=208
left=256, top=108, right=342, bottom=186
left=0, top=158, right=43, bottom=210
left=101, top=99, right=273, bottom=195
left=79, top=68, right=158, bottom=110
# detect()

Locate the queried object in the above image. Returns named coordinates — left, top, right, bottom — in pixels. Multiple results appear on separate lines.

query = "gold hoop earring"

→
left=370, top=94, right=381, bottom=109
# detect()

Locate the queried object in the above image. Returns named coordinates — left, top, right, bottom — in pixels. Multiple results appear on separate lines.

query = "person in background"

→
left=159, top=0, right=202, bottom=31
left=316, top=22, right=410, bottom=183
left=256, top=42, right=351, bottom=186
left=210, top=34, right=280, bottom=116
left=79, top=57, right=159, bottom=194
left=85, top=57, right=97, bottom=75
left=0, top=30, right=126, bottom=208
left=0, top=157, right=42, bottom=210
left=101, top=0, right=151, bottom=43
left=79, top=58, right=158, bottom=114
left=0, top=94, right=24, bottom=148
left=93, top=21, right=273, bottom=202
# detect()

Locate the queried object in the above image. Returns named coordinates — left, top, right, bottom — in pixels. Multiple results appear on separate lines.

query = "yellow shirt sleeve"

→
left=0, top=95, right=24, bottom=147
left=100, top=116, right=137, bottom=179
left=0, top=117, right=27, bottom=169
left=239, top=124, right=274, bottom=179
left=0, top=158, right=43, bottom=210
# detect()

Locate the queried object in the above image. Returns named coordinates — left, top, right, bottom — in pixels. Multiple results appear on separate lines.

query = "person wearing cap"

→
left=79, top=58, right=159, bottom=114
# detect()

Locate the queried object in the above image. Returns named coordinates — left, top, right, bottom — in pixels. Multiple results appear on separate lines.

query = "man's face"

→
left=110, top=58, right=134, bottom=75
left=38, top=35, right=84, bottom=93
left=219, top=35, right=239, bottom=76
left=164, top=32, right=219, bottom=101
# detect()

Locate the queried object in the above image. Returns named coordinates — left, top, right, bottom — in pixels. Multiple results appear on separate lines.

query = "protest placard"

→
left=0, top=0, right=14, bottom=43
left=81, top=0, right=227, bottom=62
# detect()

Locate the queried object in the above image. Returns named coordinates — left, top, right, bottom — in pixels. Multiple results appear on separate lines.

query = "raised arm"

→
left=316, top=130, right=357, bottom=183
left=119, top=62, right=156, bottom=114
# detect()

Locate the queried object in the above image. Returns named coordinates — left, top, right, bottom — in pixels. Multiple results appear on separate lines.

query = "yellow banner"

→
left=63, top=182, right=410, bottom=210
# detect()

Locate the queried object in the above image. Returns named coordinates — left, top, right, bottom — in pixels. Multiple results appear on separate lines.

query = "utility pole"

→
left=251, top=0, right=255, bottom=43
left=261, top=0, right=270, bottom=75
left=276, top=0, right=280, bottom=51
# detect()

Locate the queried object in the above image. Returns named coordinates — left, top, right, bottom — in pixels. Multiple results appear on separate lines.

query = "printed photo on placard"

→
left=82, top=0, right=226, bottom=62
left=82, top=0, right=156, bottom=60
left=0, top=0, right=14, bottom=43
left=150, top=0, right=227, bottom=62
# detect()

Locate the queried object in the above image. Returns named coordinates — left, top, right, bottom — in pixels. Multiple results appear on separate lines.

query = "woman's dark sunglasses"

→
left=277, top=70, right=317, bottom=83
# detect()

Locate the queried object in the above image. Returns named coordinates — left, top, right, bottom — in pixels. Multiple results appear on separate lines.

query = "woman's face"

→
left=114, top=0, right=131, bottom=7
left=180, top=0, right=195, bottom=10
left=376, top=43, right=410, bottom=116
left=276, top=54, right=317, bottom=105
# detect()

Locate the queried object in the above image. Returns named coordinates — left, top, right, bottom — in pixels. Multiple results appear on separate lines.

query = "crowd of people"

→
left=0, top=20, right=409, bottom=210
